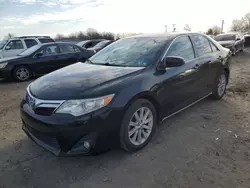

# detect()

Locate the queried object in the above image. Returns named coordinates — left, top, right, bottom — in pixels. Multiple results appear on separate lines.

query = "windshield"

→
left=215, top=34, right=236, bottom=41
left=94, top=40, right=110, bottom=48
left=18, top=44, right=41, bottom=56
left=0, top=40, right=8, bottom=49
left=89, top=37, right=167, bottom=67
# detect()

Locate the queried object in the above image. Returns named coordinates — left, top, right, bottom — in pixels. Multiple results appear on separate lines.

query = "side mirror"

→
left=163, top=56, right=185, bottom=68
left=236, top=38, right=241, bottom=41
left=5, top=46, right=11, bottom=50
left=35, top=53, right=43, bottom=58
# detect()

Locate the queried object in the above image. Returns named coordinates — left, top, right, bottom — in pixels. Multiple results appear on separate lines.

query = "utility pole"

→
left=172, top=24, right=176, bottom=32
left=165, top=25, right=168, bottom=32
left=221, top=20, right=224, bottom=33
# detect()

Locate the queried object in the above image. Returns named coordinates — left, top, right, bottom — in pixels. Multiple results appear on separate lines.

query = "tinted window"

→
left=38, top=38, right=55, bottom=43
left=214, top=34, right=236, bottom=41
left=24, top=39, right=38, bottom=48
left=5, top=40, right=24, bottom=50
left=166, top=36, right=194, bottom=61
left=59, top=44, right=80, bottom=53
left=191, top=35, right=212, bottom=56
left=37, top=45, right=58, bottom=56
left=90, top=37, right=166, bottom=67
left=210, top=42, right=219, bottom=52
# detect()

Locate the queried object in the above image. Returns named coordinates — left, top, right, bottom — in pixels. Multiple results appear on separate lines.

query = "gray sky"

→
left=1, top=0, right=250, bottom=39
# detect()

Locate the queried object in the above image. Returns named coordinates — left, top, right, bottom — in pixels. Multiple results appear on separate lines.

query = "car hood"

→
left=0, top=56, right=22, bottom=63
left=217, top=40, right=234, bottom=46
left=29, top=62, right=144, bottom=100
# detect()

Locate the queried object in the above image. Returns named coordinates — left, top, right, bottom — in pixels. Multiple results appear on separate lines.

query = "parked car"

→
left=76, top=39, right=105, bottom=49
left=21, top=33, right=231, bottom=156
left=87, top=40, right=113, bottom=53
left=0, top=42, right=94, bottom=81
left=0, top=36, right=55, bottom=59
left=214, top=33, right=244, bottom=55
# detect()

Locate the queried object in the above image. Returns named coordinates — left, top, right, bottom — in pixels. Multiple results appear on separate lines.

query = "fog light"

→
left=84, top=141, right=90, bottom=149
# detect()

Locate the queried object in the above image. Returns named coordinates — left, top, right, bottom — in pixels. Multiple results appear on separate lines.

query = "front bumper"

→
left=20, top=101, right=124, bottom=156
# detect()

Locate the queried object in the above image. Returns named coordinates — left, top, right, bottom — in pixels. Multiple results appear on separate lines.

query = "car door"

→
left=57, top=44, right=81, bottom=68
left=32, top=44, right=61, bottom=74
left=157, top=35, right=201, bottom=116
left=2, top=39, right=26, bottom=58
left=190, top=35, right=216, bottom=96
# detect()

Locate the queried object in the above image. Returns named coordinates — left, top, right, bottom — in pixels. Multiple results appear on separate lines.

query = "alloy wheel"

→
left=128, top=107, right=153, bottom=146
left=16, top=68, right=30, bottom=81
left=217, top=74, right=227, bottom=96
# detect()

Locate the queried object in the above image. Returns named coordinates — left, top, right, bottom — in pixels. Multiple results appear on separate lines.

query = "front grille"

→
left=34, top=107, right=56, bottom=116
left=24, top=123, right=60, bottom=149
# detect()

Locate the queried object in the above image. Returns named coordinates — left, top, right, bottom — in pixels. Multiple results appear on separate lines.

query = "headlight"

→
left=55, top=94, right=115, bottom=116
left=0, top=62, right=8, bottom=69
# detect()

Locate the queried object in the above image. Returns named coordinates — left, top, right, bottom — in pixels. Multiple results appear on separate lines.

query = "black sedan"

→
left=0, top=42, right=94, bottom=81
left=214, top=33, right=245, bottom=55
left=21, top=33, right=231, bottom=156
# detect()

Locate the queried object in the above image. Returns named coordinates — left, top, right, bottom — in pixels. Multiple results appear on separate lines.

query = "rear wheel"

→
left=13, top=66, right=32, bottom=82
left=211, top=71, right=227, bottom=100
left=240, top=44, right=244, bottom=52
left=232, top=46, right=236, bottom=56
left=120, top=99, right=157, bottom=152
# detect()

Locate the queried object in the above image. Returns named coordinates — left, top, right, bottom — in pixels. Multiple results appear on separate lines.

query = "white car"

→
left=0, top=36, right=55, bottom=59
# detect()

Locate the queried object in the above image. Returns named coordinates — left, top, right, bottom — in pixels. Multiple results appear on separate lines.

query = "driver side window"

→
left=37, top=45, right=59, bottom=56
left=5, top=40, right=24, bottom=50
left=166, top=36, right=195, bottom=62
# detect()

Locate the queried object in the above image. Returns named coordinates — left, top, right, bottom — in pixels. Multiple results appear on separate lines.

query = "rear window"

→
left=38, top=38, right=55, bottom=43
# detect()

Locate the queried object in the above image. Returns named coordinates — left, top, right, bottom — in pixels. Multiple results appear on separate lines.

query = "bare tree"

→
left=206, top=26, right=221, bottom=35
left=4, top=33, right=15, bottom=39
left=231, top=12, right=250, bottom=32
left=184, top=24, right=191, bottom=32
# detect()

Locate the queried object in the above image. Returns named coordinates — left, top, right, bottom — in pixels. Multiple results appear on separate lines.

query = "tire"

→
left=12, top=65, right=32, bottom=82
left=240, top=44, right=244, bottom=52
left=120, top=99, right=157, bottom=152
left=211, top=71, right=227, bottom=100
left=232, top=46, right=236, bottom=56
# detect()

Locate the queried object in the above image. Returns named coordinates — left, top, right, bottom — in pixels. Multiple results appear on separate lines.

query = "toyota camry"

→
left=20, top=33, right=231, bottom=156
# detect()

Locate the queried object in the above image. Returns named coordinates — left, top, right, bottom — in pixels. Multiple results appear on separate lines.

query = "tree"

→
left=230, top=12, right=250, bottom=32
left=206, top=26, right=221, bottom=35
left=4, top=33, right=15, bottom=39
left=184, top=24, right=191, bottom=32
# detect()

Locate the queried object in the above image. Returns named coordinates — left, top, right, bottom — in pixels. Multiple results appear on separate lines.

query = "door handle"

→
left=180, top=69, right=196, bottom=77
left=193, top=64, right=200, bottom=69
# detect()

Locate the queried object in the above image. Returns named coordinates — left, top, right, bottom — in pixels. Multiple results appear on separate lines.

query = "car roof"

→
left=216, top=33, right=237, bottom=36
left=41, top=42, right=77, bottom=45
left=126, top=32, right=204, bottom=40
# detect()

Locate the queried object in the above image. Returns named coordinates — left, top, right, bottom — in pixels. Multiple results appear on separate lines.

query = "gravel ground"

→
left=1, top=50, right=250, bottom=188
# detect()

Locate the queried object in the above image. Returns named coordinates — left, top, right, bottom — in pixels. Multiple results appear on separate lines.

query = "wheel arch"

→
left=124, top=91, right=161, bottom=123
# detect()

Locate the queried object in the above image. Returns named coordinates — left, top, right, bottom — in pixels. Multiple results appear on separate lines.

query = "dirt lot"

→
left=1, top=50, right=250, bottom=188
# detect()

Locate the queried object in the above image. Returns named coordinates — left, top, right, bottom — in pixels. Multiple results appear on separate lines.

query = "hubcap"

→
left=16, top=68, right=29, bottom=80
left=217, top=74, right=226, bottom=96
left=128, top=107, right=153, bottom=146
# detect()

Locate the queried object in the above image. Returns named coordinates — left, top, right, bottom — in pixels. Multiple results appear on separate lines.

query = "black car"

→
left=76, top=39, right=105, bottom=49
left=214, top=33, right=245, bottom=55
left=20, top=33, right=231, bottom=156
left=87, top=40, right=113, bottom=53
left=0, top=42, right=94, bottom=81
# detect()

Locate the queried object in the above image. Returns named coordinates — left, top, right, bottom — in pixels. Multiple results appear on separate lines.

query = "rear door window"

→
left=24, top=39, right=38, bottom=48
left=166, top=36, right=195, bottom=62
left=191, top=35, right=212, bottom=57
left=37, top=45, right=59, bottom=56
left=59, top=44, right=80, bottom=53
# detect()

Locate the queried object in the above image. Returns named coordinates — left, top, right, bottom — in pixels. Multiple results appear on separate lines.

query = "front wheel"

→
left=120, top=99, right=157, bottom=152
left=240, top=44, right=244, bottom=52
left=211, top=71, right=227, bottom=100
left=232, top=46, right=236, bottom=56
left=13, top=66, right=32, bottom=82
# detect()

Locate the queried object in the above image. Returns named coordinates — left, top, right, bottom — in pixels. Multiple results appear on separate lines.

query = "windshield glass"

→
left=18, top=44, right=41, bottom=56
left=94, top=40, right=110, bottom=48
left=215, top=34, right=236, bottom=41
left=89, top=37, right=167, bottom=67
left=0, top=40, right=8, bottom=49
